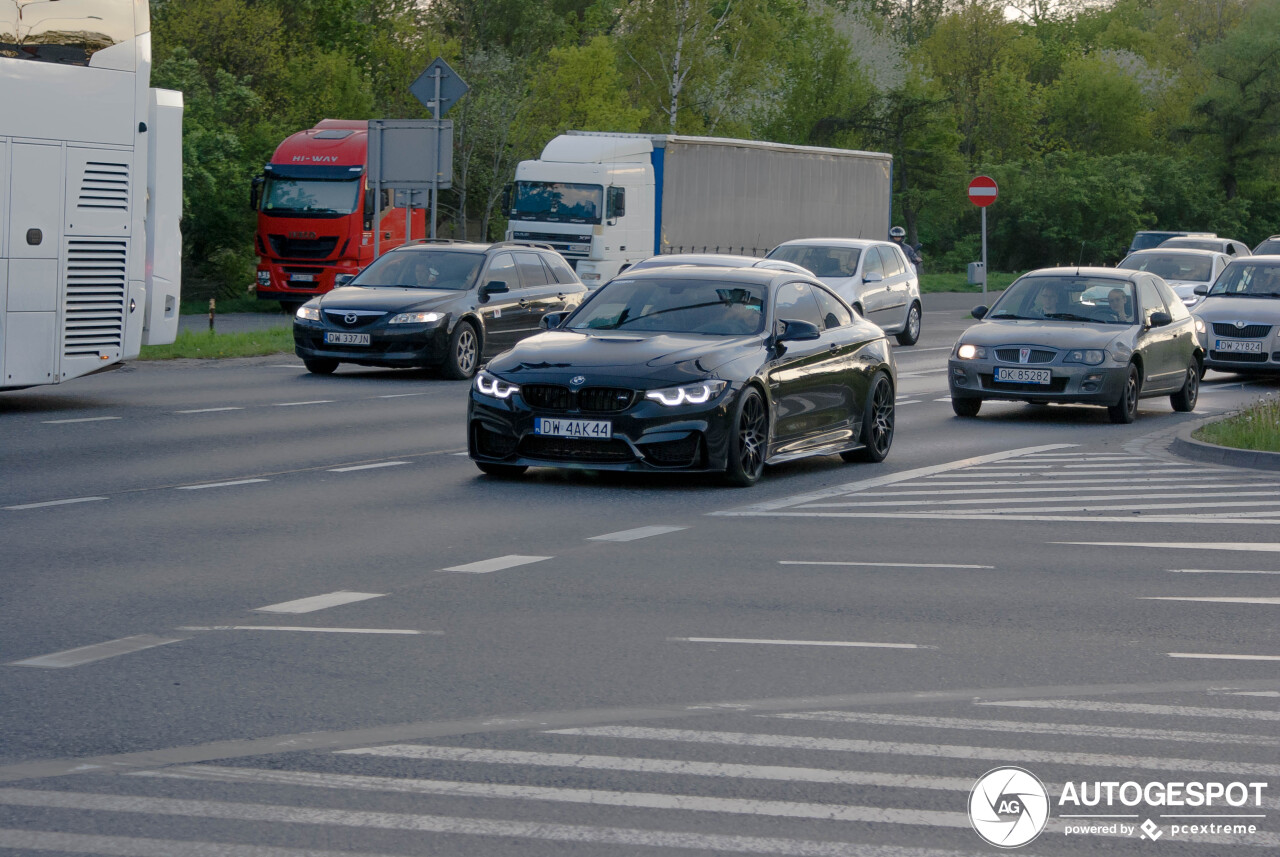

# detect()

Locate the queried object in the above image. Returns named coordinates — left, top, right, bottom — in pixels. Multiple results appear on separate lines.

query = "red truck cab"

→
left=252, top=120, right=426, bottom=310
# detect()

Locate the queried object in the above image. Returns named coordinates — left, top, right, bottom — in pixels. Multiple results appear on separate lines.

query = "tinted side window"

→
left=544, top=253, right=578, bottom=284
left=485, top=253, right=517, bottom=287
left=879, top=246, right=904, bottom=277
left=514, top=252, right=552, bottom=287
left=1137, top=278, right=1167, bottom=325
left=1153, top=278, right=1190, bottom=320
left=862, top=249, right=884, bottom=278
left=774, top=282, right=825, bottom=328
left=811, top=285, right=853, bottom=329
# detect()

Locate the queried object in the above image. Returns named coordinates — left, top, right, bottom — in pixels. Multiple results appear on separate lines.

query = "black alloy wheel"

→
left=952, top=396, right=982, bottom=417
left=1170, top=359, right=1201, bottom=412
left=896, top=302, right=922, bottom=346
left=442, top=321, right=479, bottom=380
left=844, top=372, right=894, bottom=462
left=723, top=386, right=768, bottom=486
left=303, top=358, right=338, bottom=375
left=1108, top=364, right=1141, bottom=424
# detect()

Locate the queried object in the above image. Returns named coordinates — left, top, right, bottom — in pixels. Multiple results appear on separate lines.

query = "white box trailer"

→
left=505, top=132, right=893, bottom=285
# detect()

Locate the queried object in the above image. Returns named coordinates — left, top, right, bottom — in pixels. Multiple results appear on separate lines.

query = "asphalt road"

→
left=2, top=299, right=1279, bottom=856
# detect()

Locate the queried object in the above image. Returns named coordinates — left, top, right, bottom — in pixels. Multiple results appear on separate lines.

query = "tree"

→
left=1043, top=52, right=1149, bottom=155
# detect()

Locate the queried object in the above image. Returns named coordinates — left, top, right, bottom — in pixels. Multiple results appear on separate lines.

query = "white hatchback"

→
left=766, top=238, right=923, bottom=345
left=1116, top=248, right=1230, bottom=308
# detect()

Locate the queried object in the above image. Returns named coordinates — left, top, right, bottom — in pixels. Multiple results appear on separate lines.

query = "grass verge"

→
left=918, top=271, right=1021, bottom=294
left=139, top=328, right=294, bottom=360
left=1193, top=395, right=1280, bottom=453
left=181, top=293, right=291, bottom=315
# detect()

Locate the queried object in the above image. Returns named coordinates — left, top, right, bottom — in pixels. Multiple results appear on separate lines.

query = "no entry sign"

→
left=968, top=176, right=998, bottom=207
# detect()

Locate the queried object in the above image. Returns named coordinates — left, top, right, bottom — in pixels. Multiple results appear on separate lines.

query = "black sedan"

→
left=294, top=242, right=587, bottom=378
left=467, top=266, right=897, bottom=486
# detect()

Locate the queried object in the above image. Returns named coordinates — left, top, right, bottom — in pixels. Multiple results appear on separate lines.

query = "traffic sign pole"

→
left=967, top=176, right=998, bottom=297
left=981, top=207, right=987, bottom=296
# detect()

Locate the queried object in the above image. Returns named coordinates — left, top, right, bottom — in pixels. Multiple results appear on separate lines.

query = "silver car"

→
left=1116, top=248, right=1230, bottom=308
left=1191, top=256, right=1280, bottom=376
left=949, top=268, right=1202, bottom=423
left=766, top=238, right=923, bottom=345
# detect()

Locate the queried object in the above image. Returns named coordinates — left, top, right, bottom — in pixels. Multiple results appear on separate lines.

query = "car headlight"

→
left=1194, top=317, right=1206, bottom=334
left=474, top=370, right=519, bottom=400
left=1064, top=349, right=1106, bottom=365
left=955, top=343, right=986, bottom=360
left=295, top=305, right=320, bottom=321
left=644, top=379, right=728, bottom=407
left=389, top=311, right=444, bottom=324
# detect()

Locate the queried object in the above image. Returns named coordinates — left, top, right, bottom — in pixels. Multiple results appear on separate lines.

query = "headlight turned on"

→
left=389, top=312, right=444, bottom=324
left=644, top=380, right=728, bottom=407
left=296, top=305, right=321, bottom=321
left=1064, top=349, right=1107, bottom=365
left=474, top=370, right=520, bottom=400
left=956, top=344, right=986, bottom=360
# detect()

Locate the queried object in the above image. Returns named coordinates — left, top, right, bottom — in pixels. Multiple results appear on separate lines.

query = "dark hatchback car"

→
left=467, top=266, right=897, bottom=486
left=294, top=242, right=587, bottom=377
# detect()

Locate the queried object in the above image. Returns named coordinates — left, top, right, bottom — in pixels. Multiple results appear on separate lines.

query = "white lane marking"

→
left=766, top=711, right=1280, bottom=747
left=1172, top=660, right=1280, bottom=665
left=933, top=396, right=951, bottom=401
left=548, top=726, right=1280, bottom=776
left=273, top=400, right=335, bottom=407
left=1060, top=542, right=1280, bottom=552
left=1059, top=462, right=1189, bottom=469
left=4, top=497, right=108, bottom=511
left=377, top=393, right=429, bottom=399
left=1143, top=597, right=1280, bottom=605
left=714, top=444, right=1075, bottom=515
left=853, top=483, right=1271, bottom=497
left=978, top=700, right=1280, bottom=722
left=441, top=555, right=552, bottom=574
left=802, top=491, right=1280, bottom=509
left=1230, top=691, right=1280, bottom=697
left=750, top=512, right=1280, bottom=524
left=0, top=788, right=990, bottom=857
left=254, top=592, right=384, bottom=614
left=918, top=476, right=1234, bottom=486
left=177, top=626, right=426, bottom=635
left=879, top=500, right=1280, bottom=514
left=174, top=407, right=245, bottom=414
left=671, top=637, right=932, bottom=650
left=0, top=829, right=415, bottom=857
left=588, top=526, right=687, bottom=542
left=1171, top=569, right=1280, bottom=575
left=894, top=399, right=922, bottom=406
left=328, top=462, right=410, bottom=473
left=132, top=766, right=970, bottom=829
left=8, top=635, right=185, bottom=669
left=779, top=561, right=993, bottom=569
left=176, top=479, right=269, bottom=491
left=41, top=416, right=121, bottom=424
left=268, top=364, right=304, bottom=368
left=335, top=744, right=976, bottom=791
left=1021, top=452, right=1136, bottom=458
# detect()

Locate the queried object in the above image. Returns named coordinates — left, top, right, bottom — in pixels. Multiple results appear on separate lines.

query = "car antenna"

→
left=1077, top=241, right=1086, bottom=273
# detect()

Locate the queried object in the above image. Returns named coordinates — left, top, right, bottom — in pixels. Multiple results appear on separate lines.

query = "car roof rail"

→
left=406, top=238, right=474, bottom=245
left=490, top=240, right=557, bottom=252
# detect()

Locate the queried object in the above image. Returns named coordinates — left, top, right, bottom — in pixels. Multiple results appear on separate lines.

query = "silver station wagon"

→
left=949, top=267, right=1202, bottom=423
left=1192, top=256, right=1280, bottom=376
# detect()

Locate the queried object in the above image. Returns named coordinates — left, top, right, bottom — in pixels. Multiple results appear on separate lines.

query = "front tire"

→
left=842, top=372, right=895, bottom=463
left=952, top=396, right=982, bottom=417
left=722, top=386, right=768, bottom=486
left=895, top=302, right=922, bottom=346
left=1108, top=364, right=1141, bottom=424
left=303, top=358, right=338, bottom=375
left=1171, top=358, right=1201, bottom=412
left=441, top=321, right=479, bottom=380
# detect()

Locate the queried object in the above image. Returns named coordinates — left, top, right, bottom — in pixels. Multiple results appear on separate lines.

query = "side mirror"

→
left=1150, top=311, right=1173, bottom=328
left=972, top=305, right=988, bottom=320
left=776, top=319, right=821, bottom=342
left=250, top=175, right=264, bottom=210
left=863, top=272, right=884, bottom=283
left=607, top=186, right=626, bottom=219
left=479, top=280, right=509, bottom=302
left=1193, top=284, right=1209, bottom=296
left=540, top=311, right=569, bottom=330
left=502, top=184, right=513, bottom=215
left=363, top=187, right=375, bottom=229
left=335, top=274, right=355, bottom=287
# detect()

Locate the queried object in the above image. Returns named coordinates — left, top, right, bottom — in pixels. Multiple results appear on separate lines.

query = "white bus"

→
left=1, top=0, right=182, bottom=390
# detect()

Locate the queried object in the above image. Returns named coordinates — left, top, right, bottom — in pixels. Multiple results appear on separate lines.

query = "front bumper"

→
left=1199, top=329, right=1280, bottom=374
left=948, top=359, right=1128, bottom=405
left=293, top=319, right=451, bottom=368
left=467, top=384, right=739, bottom=472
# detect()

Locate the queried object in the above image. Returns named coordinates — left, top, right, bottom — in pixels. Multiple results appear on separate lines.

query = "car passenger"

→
left=1107, top=288, right=1132, bottom=322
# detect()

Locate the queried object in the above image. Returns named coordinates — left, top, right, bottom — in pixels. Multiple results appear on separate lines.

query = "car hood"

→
left=316, top=286, right=463, bottom=312
left=960, top=320, right=1126, bottom=350
left=1193, top=295, right=1280, bottom=322
left=486, top=330, right=762, bottom=382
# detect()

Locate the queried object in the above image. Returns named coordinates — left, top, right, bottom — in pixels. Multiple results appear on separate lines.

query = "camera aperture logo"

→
left=969, top=767, right=1050, bottom=848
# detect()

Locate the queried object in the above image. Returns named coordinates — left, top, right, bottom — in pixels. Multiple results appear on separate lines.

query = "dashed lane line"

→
left=272, top=400, right=335, bottom=407
left=253, top=592, right=384, bottom=614
left=41, top=416, right=121, bottom=424
left=1059, top=542, right=1280, bottom=552
left=173, top=407, right=245, bottom=414
left=670, top=637, right=933, bottom=650
left=7, top=635, right=186, bottom=669
left=1142, top=597, right=1280, bottom=605
left=4, top=497, right=107, bottom=511
left=175, top=479, right=269, bottom=491
left=177, top=626, right=428, bottom=636
left=978, top=699, right=1280, bottom=721
left=440, top=555, right=552, bottom=574
left=328, top=462, right=410, bottom=472
left=1171, top=653, right=1280, bottom=662
left=588, top=525, right=687, bottom=542
left=778, top=561, right=993, bottom=569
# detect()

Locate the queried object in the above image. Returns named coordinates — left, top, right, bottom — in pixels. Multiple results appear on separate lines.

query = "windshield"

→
left=988, top=276, right=1136, bottom=325
left=512, top=181, right=603, bottom=224
left=1208, top=263, right=1280, bottom=297
left=1161, top=239, right=1221, bottom=252
left=1, top=0, right=133, bottom=65
left=1254, top=240, right=1280, bottom=255
left=1130, top=232, right=1180, bottom=251
left=567, top=278, right=767, bottom=335
left=767, top=245, right=861, bottom=278
left=1118, top=253, right=1213, bottom=282
left=352, top=250, right=485, bottom=291
left=261, top=177, right=361, bottom=217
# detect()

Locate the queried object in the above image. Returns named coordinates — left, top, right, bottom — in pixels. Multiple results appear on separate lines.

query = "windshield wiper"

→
left=988, top=312, right=1029, bottom=319
left=1044, top=312, right=1096, bottom=322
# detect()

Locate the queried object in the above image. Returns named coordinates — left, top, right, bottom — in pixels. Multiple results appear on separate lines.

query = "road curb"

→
left=1169, top=416, right=1280, bottom=471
